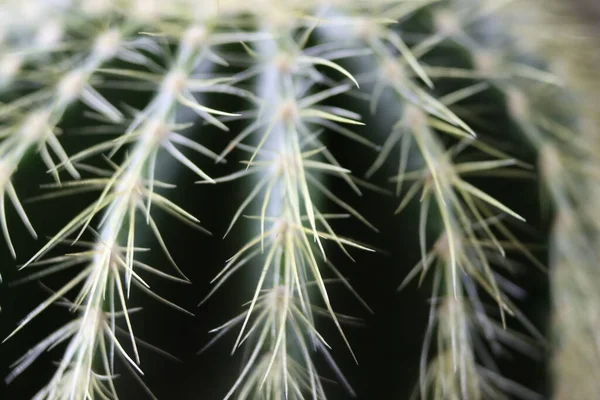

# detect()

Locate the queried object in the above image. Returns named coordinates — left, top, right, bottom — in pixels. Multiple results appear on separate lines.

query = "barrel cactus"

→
left=0, top=0, right=598, bottom=399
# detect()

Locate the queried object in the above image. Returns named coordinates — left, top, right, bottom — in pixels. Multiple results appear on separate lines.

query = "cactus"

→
left=0, top=0, right=598, bottom=399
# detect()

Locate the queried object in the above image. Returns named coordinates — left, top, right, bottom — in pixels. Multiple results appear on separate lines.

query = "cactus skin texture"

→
left=0, top=0, right=598, bottom=399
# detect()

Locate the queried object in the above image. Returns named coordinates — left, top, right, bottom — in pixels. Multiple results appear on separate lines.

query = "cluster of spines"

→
left=499, top=2, right=600, bottom=398
left=0, top=3, right=258, bottom=398
left=321, top=5, right=533, bottom=400
left=0, top=1, right=597, bottom=399
left=199, top=13, right=377, bottom=397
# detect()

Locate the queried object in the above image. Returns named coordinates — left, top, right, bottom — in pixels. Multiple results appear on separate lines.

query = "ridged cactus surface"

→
left=0, top=1, right=598, bottom=399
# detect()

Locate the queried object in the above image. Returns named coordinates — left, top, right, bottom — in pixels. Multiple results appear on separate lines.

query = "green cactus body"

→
left=0, top=1, right=598, bottom=399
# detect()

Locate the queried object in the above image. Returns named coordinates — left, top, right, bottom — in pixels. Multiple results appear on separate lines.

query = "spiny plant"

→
left=0, top=0, right=598, bottom=399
